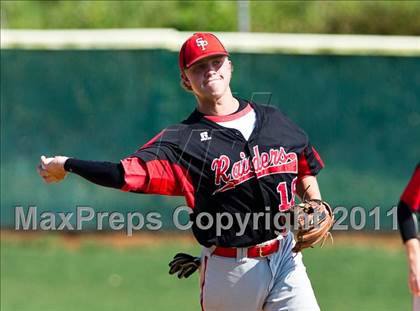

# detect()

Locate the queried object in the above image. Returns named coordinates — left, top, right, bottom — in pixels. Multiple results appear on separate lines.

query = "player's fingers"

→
left=409, top=275, right=420, bottom=295
left=41, top=155, right=54, bottom=168
left=40, top=155, right=48, bottom=168
left=42, top=175, right=52, bottom=183
left=39, top=170, right=50, bottom=178
left=43, top=175, right=58, bottom=184
left=413, top=277, right=420, bottom=296
left=37, top=165, right=50, bottom=176
left=411, top=285, right=420, bottom=296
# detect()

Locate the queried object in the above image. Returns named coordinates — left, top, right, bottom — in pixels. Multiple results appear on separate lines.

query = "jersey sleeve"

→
left=400, top=163, right=420, bottom=212
left=119, top=128, right=195, bottom=206
left=397, top=200, right=418, bottom=242
left=267, top=105, right=324, bottom=180
left=297, top=142, right=324, bottom=180
left=398, top=163, right=420, bottom=242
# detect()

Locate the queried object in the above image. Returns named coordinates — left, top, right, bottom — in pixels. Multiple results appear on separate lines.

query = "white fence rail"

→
left=1, top=28, right=420, bottom=56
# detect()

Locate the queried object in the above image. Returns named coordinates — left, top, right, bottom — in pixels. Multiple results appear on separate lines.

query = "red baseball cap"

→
left=179, top=33, right=229, bottom=71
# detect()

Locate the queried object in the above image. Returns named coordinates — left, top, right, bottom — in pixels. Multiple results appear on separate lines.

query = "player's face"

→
left=184, top=55, right=232, bottom=100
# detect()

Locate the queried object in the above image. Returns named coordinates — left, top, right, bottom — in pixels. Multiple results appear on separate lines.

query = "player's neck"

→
left=195, top=91, right=239, bottom=116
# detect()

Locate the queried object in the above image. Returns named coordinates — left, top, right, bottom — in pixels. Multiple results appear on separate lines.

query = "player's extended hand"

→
left=407, top=239, right=420, bottom=296
left=409, top=266, right=420, bottom=296
left=37, top=155, right=69, bottom=183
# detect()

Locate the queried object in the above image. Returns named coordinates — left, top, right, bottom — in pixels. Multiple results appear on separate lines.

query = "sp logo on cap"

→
left=196, top=37, right=208, bottom=51
left=179, top=33, right=228, bottom=70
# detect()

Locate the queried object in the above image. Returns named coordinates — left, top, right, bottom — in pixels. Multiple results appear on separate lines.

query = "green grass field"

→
left=1, top=234, right=409, bottom=311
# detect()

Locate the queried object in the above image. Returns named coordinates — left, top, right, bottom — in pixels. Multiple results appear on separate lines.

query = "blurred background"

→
left=1, top=1, right=420, bottom=310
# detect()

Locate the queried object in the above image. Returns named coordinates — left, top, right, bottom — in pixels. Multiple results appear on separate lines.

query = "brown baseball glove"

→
left=289, top=199, right=334, bottom=252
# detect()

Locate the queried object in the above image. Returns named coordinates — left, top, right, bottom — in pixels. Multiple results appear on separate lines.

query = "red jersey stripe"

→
left=400, top=165, right=420, bottom=212
left=298, top=147, right=324, bottom=177
left=120, top=157, right=195, bottom=208
left=298, top=152, right=311, bottom=177
left=120, top=157, right=148, bottom=192
left=140, top=130, right=164, bottom=150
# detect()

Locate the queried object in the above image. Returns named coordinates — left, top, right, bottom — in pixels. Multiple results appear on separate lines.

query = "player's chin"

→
left=206, top=89, right=226, bottom=99
left=204, top=83, right=227, bottom=96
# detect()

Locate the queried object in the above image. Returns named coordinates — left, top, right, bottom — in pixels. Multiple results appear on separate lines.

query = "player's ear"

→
left=180, top=72, right=193, bottom=92
left=228, top=59, right=234, bottom=73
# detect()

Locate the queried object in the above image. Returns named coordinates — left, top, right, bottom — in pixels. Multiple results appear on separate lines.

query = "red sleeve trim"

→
left=204, top=104, right=252, bottom=122
left=120, top=157, right=195, bottom=208
left=298, top=152, right=312, bottom=177
left=120, top=157, right=148, bottom=192
left=298, top=147, right=324, bottom=177
left=400, top=166, right=420, bottom=212
left=312, top=146, right=325, bottom=168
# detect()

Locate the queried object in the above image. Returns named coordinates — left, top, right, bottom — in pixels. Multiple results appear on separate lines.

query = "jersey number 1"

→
left=276, top=177, right=297, bottom=211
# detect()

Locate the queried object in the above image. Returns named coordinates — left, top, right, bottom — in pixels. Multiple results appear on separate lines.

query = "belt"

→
left=212, top=239, right=280, bottom=258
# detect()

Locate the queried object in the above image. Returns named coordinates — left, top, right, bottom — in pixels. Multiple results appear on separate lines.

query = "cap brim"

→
left=186, top=51, right=229, bottom=69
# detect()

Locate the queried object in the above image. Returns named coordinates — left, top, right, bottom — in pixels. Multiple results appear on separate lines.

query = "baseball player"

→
left=38, top=33, right=326, bottom=311
left=397, top=163, right=420, bottom=310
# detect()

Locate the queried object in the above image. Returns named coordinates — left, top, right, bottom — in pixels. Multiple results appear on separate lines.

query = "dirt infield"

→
left=1, top=230, right=404, bottom=251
